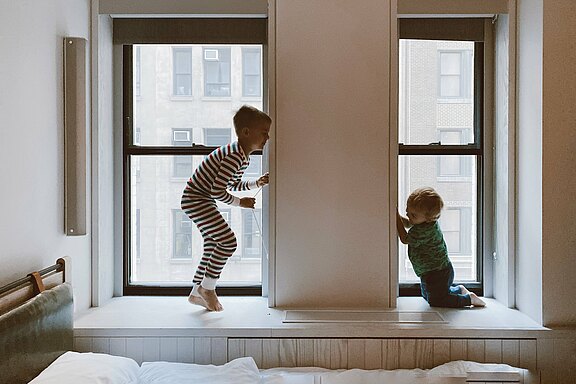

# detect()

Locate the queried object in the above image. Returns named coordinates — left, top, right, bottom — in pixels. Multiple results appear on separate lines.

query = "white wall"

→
left=516, top=0, right=543, bottom=324
left=541, top=0, right=576, bottom=326
left=0, top=0, right=92, bottom=311
left=273, top=0, right=391, bottom=308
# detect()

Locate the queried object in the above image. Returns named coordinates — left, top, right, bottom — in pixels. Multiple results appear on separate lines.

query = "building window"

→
left=172, top=129, right=193, bottom=178
left=398, top=19, right=488, bottom=294
left=437, top=128, right=473, bottom=179
left=242, top=47, right=261, bottom=97
left=173, top=47, right=192, bottom=96
left=438, top=50, right=473, bottom=100
left=203, top=47, right=231, bottom=97
left=204, top=128, right=231, bottom=147
left=172, top=210, right=192, bottom=259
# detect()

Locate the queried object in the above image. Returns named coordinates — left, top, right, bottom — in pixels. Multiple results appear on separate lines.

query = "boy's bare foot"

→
left=469, top=292, right=486, bottom=307
left=459, top=284, right=470, bottom=295
left=198, top=286, right=223, bottom=312
left=188, top=293, right=209, bottom=310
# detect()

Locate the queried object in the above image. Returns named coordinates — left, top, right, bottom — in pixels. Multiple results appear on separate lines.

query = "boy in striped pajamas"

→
left=181, top=105, right=271, bottom=311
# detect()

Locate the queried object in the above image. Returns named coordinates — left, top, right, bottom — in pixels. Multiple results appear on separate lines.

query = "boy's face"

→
left=406, top=203, right=428, bottom=225
left=244, top=121, right=271, bottom=151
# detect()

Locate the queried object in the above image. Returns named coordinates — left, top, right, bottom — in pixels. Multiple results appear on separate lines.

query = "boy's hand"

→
left=256, top=172, right=269, bottom=187
left=240, top=197, right=256, bottom=209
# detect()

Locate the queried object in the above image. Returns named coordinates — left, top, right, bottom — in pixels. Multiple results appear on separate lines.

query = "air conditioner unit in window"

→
left=204, top=49, right=219, bottom=61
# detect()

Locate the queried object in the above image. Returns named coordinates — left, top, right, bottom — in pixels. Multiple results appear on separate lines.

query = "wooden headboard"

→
left=0, top=258, right=73, bottom=384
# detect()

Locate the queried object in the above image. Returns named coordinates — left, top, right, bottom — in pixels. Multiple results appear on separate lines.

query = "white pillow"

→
left=29, top=351, right=139, bottom=384
left=139, top=356, right=261, bottom=384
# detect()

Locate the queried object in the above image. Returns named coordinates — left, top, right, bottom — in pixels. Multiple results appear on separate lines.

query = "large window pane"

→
left=130, top=155, right=263, bottom=285
left=398, top=155, right=477, bottom=282
left=399, top=40, right=475, bottom=145
left=133, top=45, right=262, bottom=147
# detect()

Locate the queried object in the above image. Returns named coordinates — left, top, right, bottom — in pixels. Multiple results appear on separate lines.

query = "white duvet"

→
left=28, top=351, right=521, bottom=384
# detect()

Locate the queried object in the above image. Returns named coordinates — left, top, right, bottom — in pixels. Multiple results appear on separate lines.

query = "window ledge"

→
left=74, top=296, right=550, bottom=339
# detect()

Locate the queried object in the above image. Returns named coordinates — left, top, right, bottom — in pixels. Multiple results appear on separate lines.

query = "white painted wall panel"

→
left=273, top=0, right=391, bottom=308
left=0, top=0, right=92, bottom=312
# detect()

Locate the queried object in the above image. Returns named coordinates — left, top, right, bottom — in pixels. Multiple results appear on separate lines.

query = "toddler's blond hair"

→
left=407, top=187, right=444, bottom=221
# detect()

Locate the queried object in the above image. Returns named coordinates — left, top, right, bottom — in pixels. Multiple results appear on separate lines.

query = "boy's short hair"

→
left=407, top=187, right=444, bottom=221
left=233, top=105, right=271, bottom=134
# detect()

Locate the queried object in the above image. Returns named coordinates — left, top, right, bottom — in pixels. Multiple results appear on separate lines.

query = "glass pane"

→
left=440, top=52, right=461, bottom=75
left=398, top=155, right=477, bottom=282
left=130, top=155, right=263, bottom=285
left=399, top=40, right=474, bottom=145
left=133, top=44, right=263, bottom=146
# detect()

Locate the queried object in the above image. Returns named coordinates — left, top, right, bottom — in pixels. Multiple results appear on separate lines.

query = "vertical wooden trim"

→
left=142, top=338, right=160, bottom=362
left=314, top=339, right=331, bottom=368
left=279, top=339, right=297, bottom=367
left=110, top=338, right=127, bottom=357
left=485, top=339, right=503, bottom=363
left=502, top=339, right=520, bottom=367
left=386, top=339, right=400, bottom=369
left=416, top=339, right=435, bottom=369
left=126, top=338, right=144, bottom=364
left=433, top=339, right=451, bottom=366
left=389, top=0, right=400, bottom=309
left=92, top=338, right=111, bottom=354
left=267, top=0, right=277, bottom=309
left=330, top=339, right=347, bottom=369
left=347, top=339, right=366, bottom=369
left=262, top=339, right=280, bottom=368
left=467, top=339, right=486, bottom=362
left=177, top=337, right=195, bottom=363
left=450, top=339, right=468, bottom=361
left=297, top=339, right=314, bottom=367
left=245, top=339, right=263, bottom=367
left=160, top=337, right=178, bottom=362
left=507, top=0, right=517, bottom=310
left=193, top=338, right=211, bottom=364
left=365, top=339, right=382, bottom=369
left=211, top=338, right=228, bottom=365
left=518, top=339, right=536, bottom=371
left=399, top=339, right=416, bottom=369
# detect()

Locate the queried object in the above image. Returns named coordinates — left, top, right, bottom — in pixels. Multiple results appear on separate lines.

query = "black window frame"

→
left=398, top=18, right=487, bottom=297
left=118, top=18, right=267, bottom=296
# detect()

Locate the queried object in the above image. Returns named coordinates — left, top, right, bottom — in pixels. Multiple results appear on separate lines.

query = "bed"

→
left=0, top=259, right=527, bottom=384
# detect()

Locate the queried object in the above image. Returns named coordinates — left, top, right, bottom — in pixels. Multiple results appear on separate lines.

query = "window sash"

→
left=398, top=20, right=486, bottom=296
left=122, top=38, right=265, bottom=296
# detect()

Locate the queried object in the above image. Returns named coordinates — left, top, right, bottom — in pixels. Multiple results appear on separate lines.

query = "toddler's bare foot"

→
left=469, top=292, right=486, bottom=307
left=188, top=293, right=209, bottom=310
left=198, top=286, right=223, bottom=312
left=459, top=285, right=470, bottom=295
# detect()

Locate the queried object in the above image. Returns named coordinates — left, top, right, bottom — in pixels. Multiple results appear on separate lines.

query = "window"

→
left=204, top=128, right=231, bottom=147
left=204, top=47, right=231, bottom=97
left=437, top=128, right=473, bottom=179
left=172, top=210, right=192, bottom=259
left=119, top=17, right=266, bottom=296
left=398, top=18, right=488, bottom=294
left=173, top=47, right=192, bottom=96
left=242, top=47, right=262, bottom=97
left=438, top=50, right=472, bottom=99
left=172, top=129, right=193, bottom=178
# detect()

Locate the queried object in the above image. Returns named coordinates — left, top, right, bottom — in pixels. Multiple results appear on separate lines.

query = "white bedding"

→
left=29, top=352, right=521, bottom=384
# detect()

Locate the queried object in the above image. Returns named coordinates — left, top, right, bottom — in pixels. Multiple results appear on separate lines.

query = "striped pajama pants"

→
left=181, top=191, right=237, bottom=286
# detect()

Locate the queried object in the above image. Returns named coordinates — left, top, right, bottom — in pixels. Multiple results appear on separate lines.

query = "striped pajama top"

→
left=183, top=141, right=258, bottom=206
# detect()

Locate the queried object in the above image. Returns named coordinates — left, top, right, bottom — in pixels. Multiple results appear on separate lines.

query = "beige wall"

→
left=272, top=0, right=391, bottom=307
left=0, top=0, right=92, bottom=311
left=541, top=0, right=576, bottom=326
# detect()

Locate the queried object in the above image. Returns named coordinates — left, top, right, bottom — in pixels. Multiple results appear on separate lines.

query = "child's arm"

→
left=396, top=211, right=409, bottom=244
